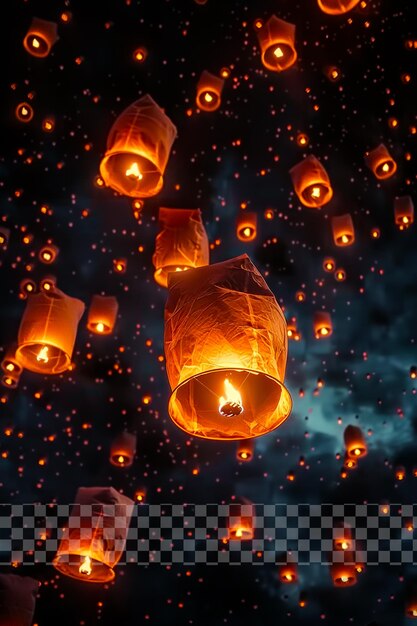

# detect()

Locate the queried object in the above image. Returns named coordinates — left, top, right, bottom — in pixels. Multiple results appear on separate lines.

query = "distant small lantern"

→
left=39, top=275, right=57, bottom=293
left=99, top=94, right=177, bottom=198
left=394, top=195, right=414, bottom=230
left=330, top=562, right=357, bottom=586
left=237, top=439, right=254, bottom=462
left=365, top=143, right=397, bottom=179
left=153, top=208, right=209, bottom=288
left=323, top=257, right=335, bottom=272
left=16, top=288, right=85, bottom=374
left=53, top=486, right=134, bottom=583
left=113, top=258, right=127, bottom=273
left=1, top=373, right=20, bottom=389
left=1, top=347, right=23, bottom=378
left=287, top=317, right=301, bottom=341
left=110, top=431, right=137, bottom=467
left=395, top=465, right=406, bottom=481
left=15, top=102, right=34, bottom=123
left=317, top=0, right=360, bottom=15
left=0, top=227, right=10, bottom=248
left=23, top=17, right=58, bottom=57
left=39, top=243, right=59, bottom=264
left=236, top=212, right=258, bottom=242
left=335, top=268, right=346, bottom=282
left=410, top=366, right=417, bottom=379
left=227, top=503, right=254, bottom=540
left=333, top=524, right=353, bottom=551
left=290, top=155, right=333, bottom=208
left=313, top=311, right=332, bottom=339
left=332, top=214, right=355, bottom=246
left=196, top=70, right=224, bottom=111
left=164, top=254, right=292, bottom=440
left=0, top=573, right=39, bottom=626
left=134, top=488, right=147, bottom=503
left=344, top=425, right=367, bottom=458
left=343, top=452, right=357, bottom=470
left=87, top=295, right=119, bottom=335
left=19, top=278, right=37, bottom=298
left=279, top=561, right=298, bottom=583
left=256, top=15, right=297, bottom=72
left=42, top=116, right=55, bottom=132
left=405, top=590, right=417, bottom=618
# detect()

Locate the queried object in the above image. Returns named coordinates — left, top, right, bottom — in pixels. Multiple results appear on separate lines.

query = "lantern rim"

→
left=99, top=150, right=164, bottom=198
left=154, top=265, right=191, bottom=288
left=53, top=553, right=115, bottom=583
left=168, top=367, right=292, bottom=441
left=262, top=43, right=297, bottom=72
left=15, top=341, right=70, bottom=374
left=23, top=32, right=50, bottom=57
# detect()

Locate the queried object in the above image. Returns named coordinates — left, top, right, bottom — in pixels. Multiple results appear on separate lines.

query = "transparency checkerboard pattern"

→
left=1, top=503, right=417, bottom=565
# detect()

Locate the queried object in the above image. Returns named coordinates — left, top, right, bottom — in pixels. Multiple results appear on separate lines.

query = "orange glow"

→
left=133, top=47, right=147, bottom=62
left=317, top=0, right=360, bottom=15
left=290, top=155, right=333, bottom=208
left=256, top=15, right=297, bottom=73
left=125, top=162, right=143, bottom=180
left=365, top=143, right=397, bottom=179
left=335, top=268, right=346, bottom=282
left=219, top=378, right=243, bottom=417
left=323, top=258, right=335, bottom=272
left=314, top=311, right=332, bottom=339
left=36, top=346, right=49, bottom=364
left=16, top=102, right=34, bottom=122
left=394, top=196, right=414, bottom=230
left=23, top=18, right=58, bottom=58
left=196, top=71, right=224, bottom=111
left=236, top=212, right=257, bottom=242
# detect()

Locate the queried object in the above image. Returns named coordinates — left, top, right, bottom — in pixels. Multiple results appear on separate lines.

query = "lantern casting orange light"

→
left=332, top=213, right=355, bottom=246
left=313, top=311, right=333, bottom=339
left=196, top=71, right=225, bottom=111
left=236, top=212, right=258, bottom=242
left=317, top=0, right=360, bottom=15
left=164, top=255, right=292, bottom=440
left=344, top=424, right=367, bottom=458
left=394, top=195, right=414, bottom=230
left=256, top=15, right=297, bottom=72
left=236, top=439, right=254, bottom=461
left=23, top=17, right=58, bottom=58
left=365, top=143, right=397, bottom=179
left=87, top=295, right=119, bottom=335
left=290, top=155, right=333, bottom=208
left=110, top=431, right=137, bottom=467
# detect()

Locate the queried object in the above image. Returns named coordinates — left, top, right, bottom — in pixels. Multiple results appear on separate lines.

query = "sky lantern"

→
left=23, top=17, right=58, bottom=57
left=0, top=227, right=10, bottom=249
left=87, top=295, right=119, bottom=335
left=405, top=586, right=417, bottom=618
left=333, top=524, right=353, bottom=551
left=330, top=562, right=357, bottom=586
left=236, top=438, right=254, bottom=461
left=332, top=213, right=355, bottom=246
left=344, top=425, right=367, bottom=458
left=313, top=311, right=333, bottom=339
left=236, top=212, right=258, bottom=242
left=0, top=573, right=39, bottom=626
left=110, top=431, right=137, bottom=467
left=287, top=317, right=301, bottom=341
left=153, top=208, right=209, bottom=288
left=15, top=288, right=85, bottom=374
left=53, top=486, right=134, bottom=583
left=99, top=94, right=177, bottom=198
left=19, top=278, right=37, bottom=298
left=394, top=195, right=414, bottom=230
left=256, top=15, right=297, bottom=72
left=39, top=275, right=57, bottom=293
left=1, top=346, right=23, bottom=379
left=317, top=0, right=360, bottom=15
left=15, top=102, right=34, bottom=123
left=365, top=143, right=397, bottom=179
left=39, top=243, right=59, bottom=264
left=196, top=71, right=225, bottom=111
left=279, top=561, right=298, bottom=583
left=395, top=465, right=406, bottom=481
left=290, top=155, right=333, bottom=208
left=227, top=502, right=254, bottom=540
left=343, top=452, right=357, bottom=470
left=165, top=255, right=292, bottom=440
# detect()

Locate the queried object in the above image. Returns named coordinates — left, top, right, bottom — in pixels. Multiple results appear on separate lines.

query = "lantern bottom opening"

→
left=15, top=342, right=70, bottom=374
left=53, top=553, right=115, bottom=583
left=154, top=265, right=191, bottom=288
left=100, top=151, right=163, bottom=198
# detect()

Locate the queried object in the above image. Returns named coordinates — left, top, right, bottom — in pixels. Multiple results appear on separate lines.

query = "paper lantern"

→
left=335, top=268, right=346, bottom=282
left=15, top=288, right=85, bottom=374
left=236, top=212, right=257, bottom=242
left=113, top=258, right=127, bottom=273
left=330, top=562, right=357, bottom=586
left=39, top=243, right=59, bottom=264
left=53, top=486, right=134, bottom=583
left=332, top=213, right=355, bottom=246
left=290, top=155, right=333, bottom=208
left=99, top=94, right=177, bottom=198
left=395, top=465, right=406, bottom=481
left=333, top=524, right=353, bottom=551
left=153, top=208, right=209, bottom=288
left=19, top=278, right=37, bottom=298
left=365, top=143, right=397, bottom=179
left=317, top=0, right=360, bottom=15
left=15, top=103, right=33, bottom=123
left=287, top=317, right=301, bottom=341
left=406, top=589, right=417, bottom=618
left=164, top=254, right=292, bottom=440
left=227, top=503, right=254, bottom=540
left=23, top=17, right=58, bottom=57
left=110, top=431, right=136, bottom=467
left=0, top=573, right=39, bottom=626
left=256, top=15, right=297, bottom=72
left=134, top=488, right=147, bottom=503
left=279, top=562, right=298, bottom=583
left=343, top=452, right=357, bottom=470
left=39, top=275, right=57, bottom=293
left=0, top=227, right=10, bottom=248
left=1, top=373, right=20, bottom=389
left=236, top=438, right=254, bottom=461
left=344, top=425, right=367, bottom=458
left=1, top=346, right=23, bottom=378
left=394, top=195, right=414, bottom=229
left=42, top=116, right=55, bottom=132
left=87, top=295, right=119, bottom=335
left=313, top=311, right=332, bottom=338
left=196, top=71, right=224, bottom=111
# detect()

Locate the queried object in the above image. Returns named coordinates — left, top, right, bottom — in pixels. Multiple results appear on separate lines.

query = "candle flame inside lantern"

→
left=340, top=575, right=349, bottom=583
left=219, top=378, right=243, bottom=417
left=118, top=455, right=125, bottom=465
left=274, top=46, right=284, bottom=58
left=32, top=37, right=40, bottom=49
left=79, top=555, right=92, bottom=576
left=125, top=162, right=143, bottom=180
left=36, top=346, right=49, bottom=364
left=95, top=322, right=105, bottom=333
left=382, top=162, right=390, bottom=172
left=311, top=186, right=321, bottom=199
left=204, top=92, right=214, bottom=103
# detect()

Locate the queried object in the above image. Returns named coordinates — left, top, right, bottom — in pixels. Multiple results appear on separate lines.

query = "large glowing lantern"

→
left=313, top=311, right=333, bottom=339
left=256, top=15, right=297, bottom=72
left=164, top=254, right=292, bottom=440
left=290, top=155, right=333, bottom=208
left=236, top=212, right=258, bottom=242
left=87, top=295, right=119, bottom=335
left=0, top=573, right=39, bottom=626
left=332, top=213, right=355, bottom=246
left=23, top=17, right=58, bottom=58
left=365, top=143, right=397, bottom=179
left=344, top=425, right=367, bottom=458
left=15, top=288, right=85, bottom=374
left=317, top=0, right=360, bottom=15
left=99, top=94, right=177, bottom=198
left=110, top=431, right=137, bottom=467
left=153, top=208, right=209, bottom=288
left=196, top=71, right=224, bottom=112
left=53, top=486, right=134, bottom=583
left=394, top=195, right=414, bottom=230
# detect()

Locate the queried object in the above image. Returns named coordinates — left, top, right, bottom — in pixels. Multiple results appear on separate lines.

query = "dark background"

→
left=0, top=0, right=416, bottom=623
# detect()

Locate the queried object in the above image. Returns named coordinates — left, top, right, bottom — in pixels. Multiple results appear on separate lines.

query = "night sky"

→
left=1, top=0, right=417, bottom=624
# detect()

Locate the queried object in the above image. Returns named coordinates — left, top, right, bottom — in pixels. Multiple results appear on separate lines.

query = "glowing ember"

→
left=311, top=186, right=321, bottom=199
left=32, top=37, right=40, bottom=49
left=204, top=92, right=214, bottom=103
left=219, top=379, right=243, bottom=417
left=125, top=162, right=143, bottom=180
left=95, top=322, right=105, bottom=333
left=79, top=555, right=92, bottom=576
left=36, top=346, right=49, bottom=364
left=274, top=46, right=284, bottom=58
left=381, top=162, right=390, bottom=172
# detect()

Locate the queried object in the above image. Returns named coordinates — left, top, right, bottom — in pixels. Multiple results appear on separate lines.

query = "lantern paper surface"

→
left=100, top=94, right=177, bottom=198
left=196, top=71, right=224, bottom=111
left=23, top=17, right=58, bottom=58
left=256, top=15, right=297, bottom=72
left=53, top=486, right=134, bottom=583
left=153, top=208, right=209, bottom=288
left=332, top=213, right=355, bottom=246
left=365, top=143, right=397, bottom=179
left=16, top=288, right=85, bottom=374
left=344, top=424, right=367, bottom=458
left=87, top=295, right=119, bottom=335
left=110, top=431, right=137, bottom=467
left=0, top=574, right=38, bottom=626
left=290, top=155, right=333, bottom=208
left=394, top=195, right=414, bottom=228
left=317, top=0, right=360, bottom=15
left=164, top=254, right=292, bottom=440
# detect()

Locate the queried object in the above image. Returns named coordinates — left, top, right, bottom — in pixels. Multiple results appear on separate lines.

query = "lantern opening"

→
left=197, top=90, right=220, bottom=111
left=53, top=552, right=115, bottom=584
left=303, top=183, right=328, bottom=205
left=264, top=43, right=294, bottom=71
left=26, top=34, right=48, bottom=56
left=219, top=378, right=243, bottom=417
left=104, top=152, right=161, bottom=196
